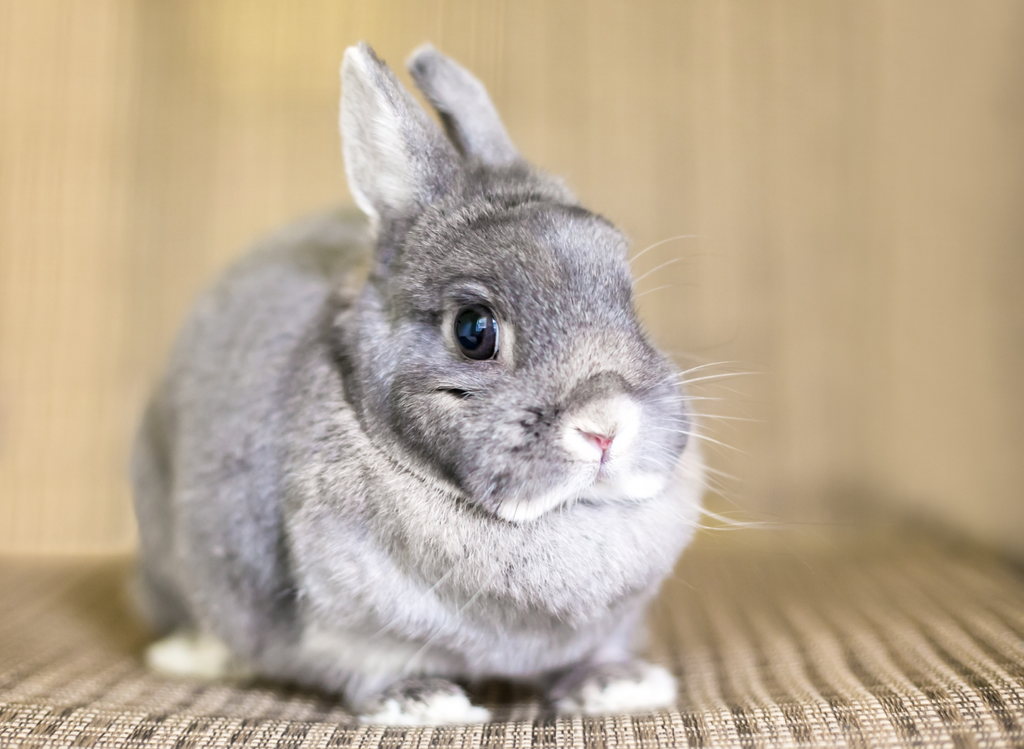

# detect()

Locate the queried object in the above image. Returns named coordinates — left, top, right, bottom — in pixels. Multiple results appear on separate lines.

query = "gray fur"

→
left=407, top=44, right=519, bottom=165
left=133, top=43, right=703, bottom=717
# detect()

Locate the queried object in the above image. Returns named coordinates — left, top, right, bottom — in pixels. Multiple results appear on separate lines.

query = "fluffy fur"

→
left=133, top=42, right=704, bottom=725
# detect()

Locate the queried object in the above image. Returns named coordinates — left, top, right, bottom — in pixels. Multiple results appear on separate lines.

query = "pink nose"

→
left=582, top=431, right=614, bottom=454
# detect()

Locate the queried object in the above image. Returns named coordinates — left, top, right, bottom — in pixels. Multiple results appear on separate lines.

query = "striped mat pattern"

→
left=1, top=533, right=1023, bottom=748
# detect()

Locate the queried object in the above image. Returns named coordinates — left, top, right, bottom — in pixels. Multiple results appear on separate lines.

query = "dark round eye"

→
left=454, top=305, right=499, bottom=360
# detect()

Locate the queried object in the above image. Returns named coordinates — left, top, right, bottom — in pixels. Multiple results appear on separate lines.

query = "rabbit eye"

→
left=454, top=305, right=499, bottom=360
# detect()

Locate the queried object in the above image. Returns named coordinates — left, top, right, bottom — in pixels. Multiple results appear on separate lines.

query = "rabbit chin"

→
left=491, top=470, right=670, bottom=523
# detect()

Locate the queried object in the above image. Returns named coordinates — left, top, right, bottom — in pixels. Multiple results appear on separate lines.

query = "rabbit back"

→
left=132, top=208, right=372, bottom=660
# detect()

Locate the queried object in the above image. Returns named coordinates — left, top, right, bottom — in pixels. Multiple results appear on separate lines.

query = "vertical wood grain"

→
left=0, top=0, right=138, bottom=552
left=0, top=0, right=1021, bottom=553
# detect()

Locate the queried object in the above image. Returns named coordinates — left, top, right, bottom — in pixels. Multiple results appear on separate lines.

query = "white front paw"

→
left=358, top=679, right=490, bottom=725
left=553, top=660, right=677, bottom=716
left=145, top=630, right=251, bottom=680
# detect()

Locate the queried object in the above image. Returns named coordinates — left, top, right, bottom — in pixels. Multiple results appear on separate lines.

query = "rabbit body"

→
left=134, top=43, right=704, bottom=724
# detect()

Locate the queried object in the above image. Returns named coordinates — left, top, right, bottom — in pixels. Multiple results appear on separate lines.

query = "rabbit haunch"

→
left=132, top=42, right=704, bottom=725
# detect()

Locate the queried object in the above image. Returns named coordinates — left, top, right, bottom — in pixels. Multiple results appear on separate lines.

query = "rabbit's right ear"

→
left=340, top=43, right=459, bottom=224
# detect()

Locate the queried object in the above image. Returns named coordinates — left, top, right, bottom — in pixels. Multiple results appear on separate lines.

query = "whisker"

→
left=678, top=360, right=746, bottom=377
left=665, top=413, right=762, bottom=424
left=628, top=234, right=703, bottom=267
left=690, top=382, right=758, bottom=400
left=403, top=569, right=500, bottom=673
left=701, top=464, right=742, bottom=483
left=634, top=284, right=675, bottom=299
left=657, top=503, right=768, bottom=533
left=650, top=427, right=747, bottom=455
left=678, top=371, right=758, bottom=386
left=367, top=560, right=464, bottom=642
left=692, top=415, right=765, bottom=422
left=662, top=349, right=727, bottom=367
left=632, top=257, right=684, bottom=286
left=648, top=393, right=729, bottom=404
left=699, top=508, right=777, bottom=530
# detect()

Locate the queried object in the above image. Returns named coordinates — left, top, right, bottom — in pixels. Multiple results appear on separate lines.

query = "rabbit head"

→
left=338, top=43, right=690, bottom=522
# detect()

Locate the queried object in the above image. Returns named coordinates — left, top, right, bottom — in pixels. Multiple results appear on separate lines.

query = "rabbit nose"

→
left=580, top=431, right=614, bottom=454
left=561, top=394, right=641, bottom=464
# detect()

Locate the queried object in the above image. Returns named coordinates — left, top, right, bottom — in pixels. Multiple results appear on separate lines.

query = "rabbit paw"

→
left=358, top=679, right=490, bottom=725
left=145, top=630, right=252, bottom=680
left=551, top=660, right=677, bottom=715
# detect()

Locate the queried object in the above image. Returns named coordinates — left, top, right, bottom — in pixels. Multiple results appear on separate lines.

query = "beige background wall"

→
left=1, top=1, right=1022, bottom=554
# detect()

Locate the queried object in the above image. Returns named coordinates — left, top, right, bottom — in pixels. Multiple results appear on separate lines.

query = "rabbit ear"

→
left=340, top=43, right=459, bottom=224
left=406, top=44, right=519, bottom=166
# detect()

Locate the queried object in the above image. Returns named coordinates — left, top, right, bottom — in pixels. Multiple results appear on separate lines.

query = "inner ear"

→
left=340, top=42, right=459, bottom=224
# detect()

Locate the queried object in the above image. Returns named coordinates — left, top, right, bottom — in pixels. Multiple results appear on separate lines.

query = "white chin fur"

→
left=493, top=485, right=577, bottom=522
left=492, top=446, right=687, bottom=524
left=491, top=399, right=704, bottom=522
left=492, top=470, right=670, bottom=523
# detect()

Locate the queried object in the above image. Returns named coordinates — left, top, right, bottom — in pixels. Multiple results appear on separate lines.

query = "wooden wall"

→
left=1, top=1, right=1022, bottom=554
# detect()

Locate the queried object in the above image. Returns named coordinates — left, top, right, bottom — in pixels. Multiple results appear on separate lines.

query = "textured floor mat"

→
left=1, top=531, right=1022, bottom=747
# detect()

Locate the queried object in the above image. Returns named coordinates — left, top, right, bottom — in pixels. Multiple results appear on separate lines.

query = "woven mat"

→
left=1, top=532, right=1023, bottom=748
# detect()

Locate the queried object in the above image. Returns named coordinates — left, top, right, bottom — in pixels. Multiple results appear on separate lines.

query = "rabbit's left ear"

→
left=340, top=42, right=459, bottom=224
left=407, top=44, right=519, bottom=166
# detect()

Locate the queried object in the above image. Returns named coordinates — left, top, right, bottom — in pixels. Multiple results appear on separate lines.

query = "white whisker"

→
left=650, top=428, right=746, bottom=454
left=678, top=371, right=757, bottom=386
left=693, top=414, right=762, bottom=423
left=404, top=569, right=500, bottom=673
left=679, top=360, right=744, bottom=376
left=632, top=257, right=683, bottom=286
left=628, top=234, right=703, bottom=267
left=701, top=464, right=742, bottom=483
left=367, top=560, right=463, bottom=642
left=634, top=284, right=675, bottom=299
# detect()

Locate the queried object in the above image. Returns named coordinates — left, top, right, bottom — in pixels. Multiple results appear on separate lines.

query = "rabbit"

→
left=132, top=41, right=705, bottom=726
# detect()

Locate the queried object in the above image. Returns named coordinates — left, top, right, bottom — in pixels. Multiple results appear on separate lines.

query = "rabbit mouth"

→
left=486, top=391, right=682, bottom=522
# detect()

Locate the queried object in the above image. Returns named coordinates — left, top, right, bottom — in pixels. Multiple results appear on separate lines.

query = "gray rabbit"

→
left=133, top=42, right=705, bottom=725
